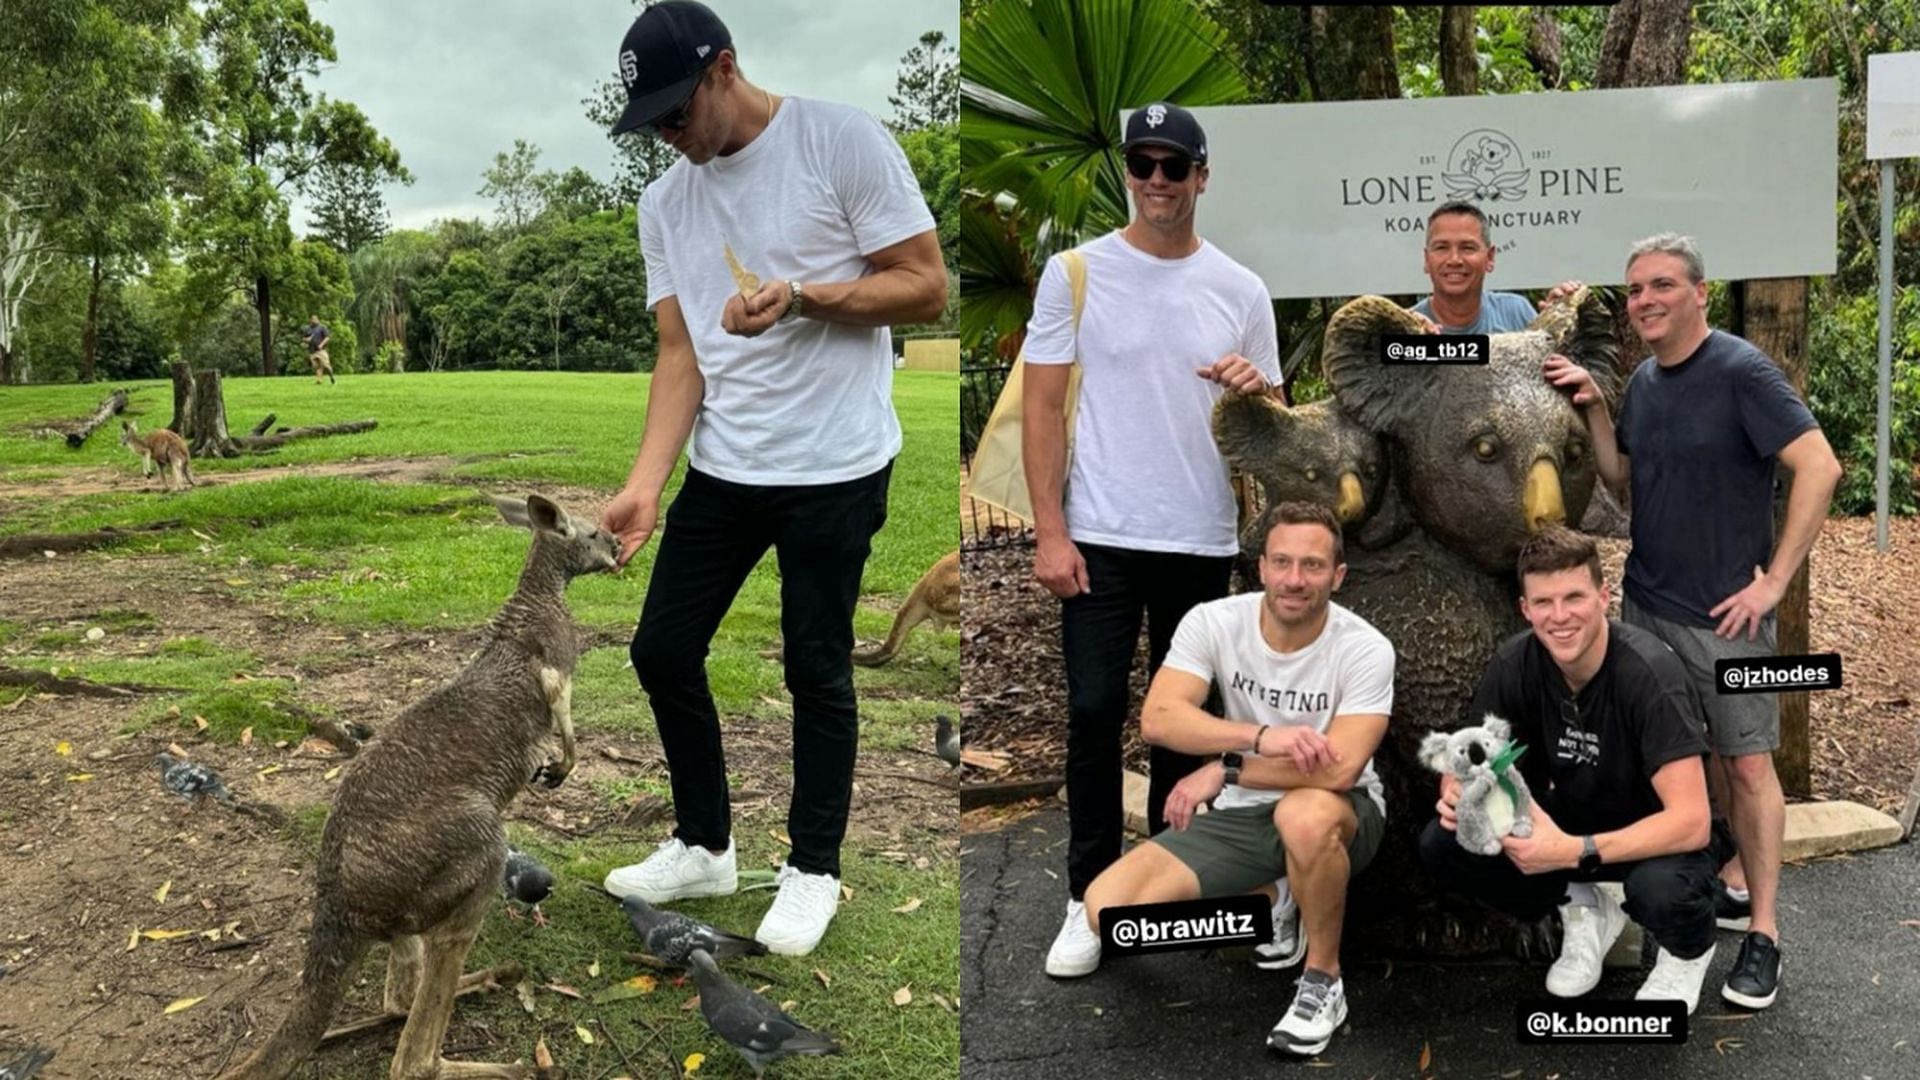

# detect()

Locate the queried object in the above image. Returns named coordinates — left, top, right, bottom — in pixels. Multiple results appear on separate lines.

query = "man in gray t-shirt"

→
left=1543, top=232, right=1841, bottom=1014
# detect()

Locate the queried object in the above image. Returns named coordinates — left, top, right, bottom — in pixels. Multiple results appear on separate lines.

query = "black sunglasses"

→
left=1124, top=152, right=1195, bottom=183
left=640, top=77, right=705, bottom=138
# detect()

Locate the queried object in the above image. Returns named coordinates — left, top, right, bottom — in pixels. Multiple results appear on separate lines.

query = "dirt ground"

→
left=0, top=486, right=956, bottom=1077
left=960, top=515, right=1920, bottom=821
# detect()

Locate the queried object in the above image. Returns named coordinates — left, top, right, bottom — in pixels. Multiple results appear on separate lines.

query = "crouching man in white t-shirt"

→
left=1071, top=501, right=1395, bottom=1057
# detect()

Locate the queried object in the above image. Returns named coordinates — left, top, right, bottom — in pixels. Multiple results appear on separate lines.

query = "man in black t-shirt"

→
left=1419, top=527, right=1721, bottom=1013
left=1543, top=234, right=1842, bottom=1010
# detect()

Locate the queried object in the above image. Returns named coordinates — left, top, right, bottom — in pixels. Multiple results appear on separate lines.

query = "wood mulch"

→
left=960, top=514, right=1920, bottom=819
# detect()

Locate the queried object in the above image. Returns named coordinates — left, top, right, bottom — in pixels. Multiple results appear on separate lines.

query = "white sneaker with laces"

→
left=754, top=864, right=841, bottom=956
left=1635, top=943, right=1717, bottom=1014
left=1045, top=899, right=1102, bottom=978
left=1267, top=969, right=1347, bottom=1056
left=1546, top=887, right=1626, bottom=998
left=1253, top=882, right=1307, bottom=970
left=603, top=837, right=737, bottom=904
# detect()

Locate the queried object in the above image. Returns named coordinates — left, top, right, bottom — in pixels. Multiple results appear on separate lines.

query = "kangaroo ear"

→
left=1419, top=732, right=1452, bottom=772
left=525, top=493, right=575, bottom=538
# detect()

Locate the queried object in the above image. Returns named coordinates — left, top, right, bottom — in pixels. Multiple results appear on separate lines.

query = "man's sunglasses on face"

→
left=641, top=76, right=705, bottom=139
left=1125, top=152, right=1194, bottom=183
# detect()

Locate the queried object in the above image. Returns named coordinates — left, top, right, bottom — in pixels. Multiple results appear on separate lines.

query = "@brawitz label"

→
left=1098, top=895, right=1272, bottom=958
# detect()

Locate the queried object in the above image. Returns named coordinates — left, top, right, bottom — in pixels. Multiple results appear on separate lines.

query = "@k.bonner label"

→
left=1099, top=895, right=1271, bottom=958
left=1175, top=79, right=1837, bottom=298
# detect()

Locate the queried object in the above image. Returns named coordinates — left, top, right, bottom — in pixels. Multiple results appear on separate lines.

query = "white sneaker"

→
left=1546, top=887, right=1626, bottom=998
left=754, top=865, right=841, bottom=956
left=1253, top=883, right=1307, bottom=970
left=1044, top=900, right=1102, bottom=978
left=603, top=837, right=737, bottom=904
left=1636, top=943, right=1717, bottom=1015
left=1267, top=968, right=1347, bottom=1056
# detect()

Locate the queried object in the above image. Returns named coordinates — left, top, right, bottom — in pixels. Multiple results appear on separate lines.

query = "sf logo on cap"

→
left=1146, top=104, right=1167, bottom=127
left=620, top=49, right=638, bottom=87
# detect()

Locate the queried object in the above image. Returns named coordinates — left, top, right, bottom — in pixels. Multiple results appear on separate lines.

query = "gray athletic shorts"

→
left=1623, top=594, right=1779, bottom=757
left=1147, top=791, right=1385, bottom=898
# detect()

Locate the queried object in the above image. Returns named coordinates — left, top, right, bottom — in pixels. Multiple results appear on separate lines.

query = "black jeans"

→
left=629, top=463, right=891, bottom=879
left=1417, top=818, right=1719, bottom=959
left=1062, top=541, right=1233, bottom=900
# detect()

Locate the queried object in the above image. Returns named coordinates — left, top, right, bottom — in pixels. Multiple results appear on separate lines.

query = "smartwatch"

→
left=1578, top=834, right=1602, bottom=873
left=1221, top=752, right=1244, bottom=786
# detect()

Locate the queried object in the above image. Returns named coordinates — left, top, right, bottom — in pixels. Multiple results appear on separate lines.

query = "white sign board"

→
left=1172, top=80, right=1837, bottom=299
left=1868, top=52, right=1920, bottom=160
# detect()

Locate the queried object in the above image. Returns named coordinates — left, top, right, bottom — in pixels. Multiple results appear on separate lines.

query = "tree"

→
left=583, top=79, right=676, bottom=208
left=539, top=167, right=616, bottom=224
left=177, top=0, right=409, bottom=376
left=889, top=30, right=959, bottom=132
left=310, top=161, right=391, bottom=253
left=349, top=231, right=437, bottom=366
left=1596, top=0, right=1693, bottom=88
left=479, top=139, right=547, bottom=232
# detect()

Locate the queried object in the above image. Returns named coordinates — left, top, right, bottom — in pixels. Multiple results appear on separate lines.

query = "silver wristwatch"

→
left=779, top=279, right=805, bottom=323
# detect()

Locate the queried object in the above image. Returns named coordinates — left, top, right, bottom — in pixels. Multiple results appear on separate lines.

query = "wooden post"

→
left=1741, top=277, right=1813, bottom=798
left=186, top=369, right=240, bottom=459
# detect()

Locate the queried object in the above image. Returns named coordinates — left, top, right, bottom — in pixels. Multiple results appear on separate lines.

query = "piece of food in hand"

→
left=724, top=243, right=761, bottom=299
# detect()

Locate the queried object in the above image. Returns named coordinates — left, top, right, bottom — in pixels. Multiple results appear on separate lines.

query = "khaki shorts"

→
left=1148, top=790, right=1385, bottom=898
left=1624, top=595, right=1779, bottom=756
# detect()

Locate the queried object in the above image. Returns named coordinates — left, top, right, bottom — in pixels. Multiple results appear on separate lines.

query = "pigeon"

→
left=621, top=895, right=767, bottom=967
left=154, top=753, right=232, bottom=804
left=688, top=948, right=841, bottom=1078
left=935, top=714, right=960, bottom=769
left=501, top=846, right=554, bottom=926
left=0, top=1047, right=54, bottom=1080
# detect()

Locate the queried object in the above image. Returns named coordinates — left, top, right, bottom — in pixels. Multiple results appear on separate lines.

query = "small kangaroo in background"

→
left=852, top=549, right=959, bottom=667
left=216, top=493, right=617, bottom=1080
left=119, top=421, right=194, bottom=491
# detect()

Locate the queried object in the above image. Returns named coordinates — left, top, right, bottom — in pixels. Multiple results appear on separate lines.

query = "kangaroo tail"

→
left=851, top=604, right=920, bottom=668
left=215, top=904, right=364, bottom=1080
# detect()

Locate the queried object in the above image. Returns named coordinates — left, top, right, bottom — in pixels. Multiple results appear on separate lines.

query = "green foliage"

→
left=1807, top=286, right=1920, bottom=515
left=308, top=161, right=391, bottom=253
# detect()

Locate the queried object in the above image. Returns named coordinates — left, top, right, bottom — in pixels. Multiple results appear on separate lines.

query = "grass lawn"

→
left=0, top=369, right=958, bottom=1079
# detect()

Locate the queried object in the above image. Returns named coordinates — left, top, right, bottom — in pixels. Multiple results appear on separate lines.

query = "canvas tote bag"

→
left=966, top=249, right=1087, bottom=523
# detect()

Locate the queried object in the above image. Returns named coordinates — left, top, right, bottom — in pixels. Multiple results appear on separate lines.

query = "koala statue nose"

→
left=1468, top=743, right=1487, bottom=766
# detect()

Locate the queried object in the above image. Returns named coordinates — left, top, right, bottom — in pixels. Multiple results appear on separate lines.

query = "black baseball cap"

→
left=1122, top=102, right=1208, bottom=165
left=610, top=1, right=733, bottom=136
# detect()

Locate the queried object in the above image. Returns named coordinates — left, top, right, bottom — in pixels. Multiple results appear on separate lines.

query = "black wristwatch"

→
left=1221, top=752, right=1244, bottom=786
left=1578, top=834, right=1602, bottom=873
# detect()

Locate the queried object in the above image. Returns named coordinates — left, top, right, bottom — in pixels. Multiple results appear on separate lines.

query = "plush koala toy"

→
left=1420, top=714, right=1536, bottom=857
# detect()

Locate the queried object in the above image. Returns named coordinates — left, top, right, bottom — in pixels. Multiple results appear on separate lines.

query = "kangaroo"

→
left=852, top=549, right=959, bottom=667
left=215, top=493, right=617, bottom=1080
left=120, top=421, right=195, bottom=491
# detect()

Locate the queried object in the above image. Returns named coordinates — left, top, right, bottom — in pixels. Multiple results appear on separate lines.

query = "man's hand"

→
left=1196, top=353, right=1269, bottom=394
left=1165, top=761, right=1226, bottom=831
left=1435, top=772, right=1462, bottom=832
left=1709, top=565, right=1786, bottom=641
left=1033, top=532, right=1090, bottom=598
left=1500, top=801, right=1576, bottom=875
left=1539, top=280, right=1585, bottom=308
left=721, top=280, right=793, bottom=338
left=1542, top=353, right=1602, bottom=408
left=1266, top=725, right=1341, bottom=775
left=599, top=487, right=661, bottom=570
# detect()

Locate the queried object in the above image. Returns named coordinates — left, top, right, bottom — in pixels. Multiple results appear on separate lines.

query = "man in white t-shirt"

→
left=1023, top=102, right=1284, bottom=978
left=594, top=1, right=946, bottom=958
left=1066, top=501, right=1395, bottom=1058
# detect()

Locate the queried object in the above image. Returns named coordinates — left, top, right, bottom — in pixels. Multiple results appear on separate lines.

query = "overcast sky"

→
left=290, top=0, right=957, bottom=233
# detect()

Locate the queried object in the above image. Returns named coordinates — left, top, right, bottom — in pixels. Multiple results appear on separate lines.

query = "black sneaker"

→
left=1721, top=931, right=1780, bottom=1009
left=1714, top=881, right=1752, bottom=931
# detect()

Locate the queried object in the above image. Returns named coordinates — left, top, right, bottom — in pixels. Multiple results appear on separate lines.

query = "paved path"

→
left=963, top=805, right=1920, bottom=1078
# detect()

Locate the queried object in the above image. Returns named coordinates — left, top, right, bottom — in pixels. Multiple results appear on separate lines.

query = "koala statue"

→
left=1420, top=714, right=1536, bottom=857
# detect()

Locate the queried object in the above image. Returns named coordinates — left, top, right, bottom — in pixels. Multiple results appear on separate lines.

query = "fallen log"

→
left=232, top=419, right=377, bottom=450
left=0, top=520, right=181, bottom=559
left=63, top=389, right=129, bottom=448
left=248, top=412, right=278, bottom=437
left=0, top=665, right=179, bottom=697
left=959, top=777, right=1064, bottom=810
